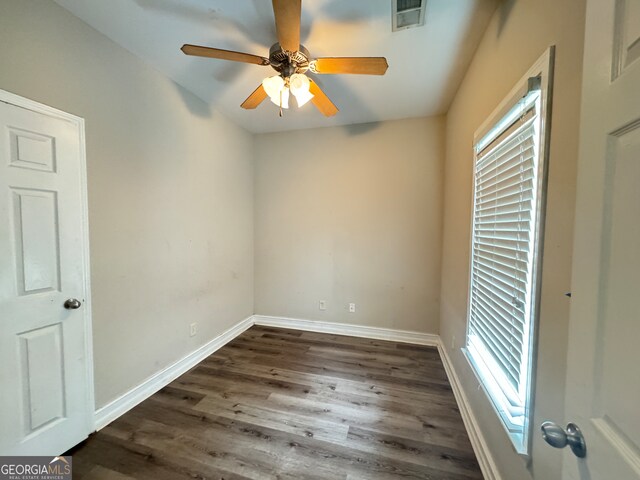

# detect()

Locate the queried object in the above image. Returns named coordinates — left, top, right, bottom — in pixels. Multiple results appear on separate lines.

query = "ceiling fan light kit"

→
left=181, top=0, right=388, bottom=118
left=263, top=73, right=314, bottom=115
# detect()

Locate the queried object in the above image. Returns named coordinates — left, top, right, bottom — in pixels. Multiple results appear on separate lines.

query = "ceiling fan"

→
left=181, top=0, right=389, bottom=117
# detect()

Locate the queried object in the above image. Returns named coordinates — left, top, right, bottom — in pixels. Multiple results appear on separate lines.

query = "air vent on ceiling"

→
left=392, top=0, right=426, bottom=32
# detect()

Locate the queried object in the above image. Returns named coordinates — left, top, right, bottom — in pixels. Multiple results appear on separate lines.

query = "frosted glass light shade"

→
left=289, top=73, right=314, bottom=107
left=289, top=74, right=310, bottom=93
left=292, top=88, right=314, bottom=107
left=262, top=75, right=290, bottom=109
left=262, top=75, right=284, bottom=98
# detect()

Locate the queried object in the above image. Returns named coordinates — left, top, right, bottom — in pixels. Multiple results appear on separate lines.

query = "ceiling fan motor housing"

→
left=269, top=43, right=310, bottom=77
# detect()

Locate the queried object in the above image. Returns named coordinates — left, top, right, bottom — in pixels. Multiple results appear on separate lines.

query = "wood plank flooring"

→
left=68, top=326, right=482, bottom=479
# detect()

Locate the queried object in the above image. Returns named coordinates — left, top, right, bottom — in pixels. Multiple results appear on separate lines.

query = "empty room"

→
left=0, top=0, right=638, bottom=479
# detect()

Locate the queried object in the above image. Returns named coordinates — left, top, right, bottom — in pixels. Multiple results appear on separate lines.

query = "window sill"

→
left=462, top=347, right=531, bottom=457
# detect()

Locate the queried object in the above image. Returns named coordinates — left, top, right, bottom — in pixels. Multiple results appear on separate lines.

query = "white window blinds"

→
left=466, top=86, right=543, bottom=435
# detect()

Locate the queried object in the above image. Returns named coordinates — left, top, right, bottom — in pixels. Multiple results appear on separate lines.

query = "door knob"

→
left=541, top=421, right=587, bottom=458
left=63, top=298, right=82, bottom=310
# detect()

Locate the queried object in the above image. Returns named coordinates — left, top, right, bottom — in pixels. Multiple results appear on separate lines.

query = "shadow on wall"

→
left=496, top=0, right=516, bottom=37
left=171, top=80, right=213, bottom=119
left=305, top=75, right=382, bottom=135
left=342, top=121, right=382, bottom=136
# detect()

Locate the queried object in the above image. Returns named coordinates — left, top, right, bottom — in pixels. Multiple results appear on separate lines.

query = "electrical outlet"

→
left=190, top=322, right=198, bottom=337
left=319, top=300, right=326, bottom=311
left=348, top=303, right=356, bottom=313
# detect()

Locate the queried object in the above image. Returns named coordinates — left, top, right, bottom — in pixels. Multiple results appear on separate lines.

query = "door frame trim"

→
left=0, top=89, right=95, bottom=433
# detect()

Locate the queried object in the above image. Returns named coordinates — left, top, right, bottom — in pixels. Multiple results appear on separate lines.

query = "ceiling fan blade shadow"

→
left=181, top=44, right=270, bottom=66
left=251, top=0, right=278, bottom=41
left=272, top=0, right=301, bottom=51
left=206, top=16, right=273, bottom=49
left=317, top=0, right=387, bottom=22
left=136, top=0, right=270, bottom=46
left=241, top=84, right=268, bottom=109
left=212, top=62, right=245, bottom=83
left=309, top=80, right=338, bottom=117
left=312, top=57, right=388, bottom=75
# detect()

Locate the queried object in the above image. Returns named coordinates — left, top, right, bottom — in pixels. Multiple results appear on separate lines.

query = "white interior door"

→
left=560, top=0, right=640, bottom=478
left=0, top=93, right=93, bottom=455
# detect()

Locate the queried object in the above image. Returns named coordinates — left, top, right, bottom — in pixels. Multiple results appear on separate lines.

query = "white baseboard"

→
left=253, top=315, right=439, bottom=346
left=94, top=314, right=437, bottom=431
left=93, top=316, right=254, bottom=431
left=93, top=312, right=499, bottom=480
left=438, top=342, right=502, bottom=480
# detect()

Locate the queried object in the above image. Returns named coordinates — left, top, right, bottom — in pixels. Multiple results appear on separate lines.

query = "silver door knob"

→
left=541, top=421, right=587, bottom=458
left=63, top=298, right=82, bottom=310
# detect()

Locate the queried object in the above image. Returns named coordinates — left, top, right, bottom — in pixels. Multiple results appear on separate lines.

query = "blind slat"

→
left=470, top=305, right=525, bottom=349
left=476, top=244, right=529, bottom=263
left=477, top=117, right=537, bottom=163
left=472, top=280, right=527, bottom=330
left=476, top=188, right=534, bottom=209
left=474, top=251, right=530, bottom=280
left=472, top=279, right=527, bottom=327
left=477, top=143, right=535, bottom=178
left=473, top=278, right=528, bottom=316
left=475, top=238, right=529, bottom=252
left=469, top=317, right=521, bottom=379
left=476, top=180, right=535, bottom=204
left=476, top=198, right=534, bottom=217
left=476, top=209, right=532, bottom=222
left=469, top=318, right=521, bottom=387
left=475, top=232, right=531, bottom=243
left=474, top=249, right=530, bottom=276
left=470, top=301, right=524, bottom=354
left=476, top=164, right=535, bottom=192
left=476, top=151, right=535, bottom=187
left=474, top=260, right=529, bottom=291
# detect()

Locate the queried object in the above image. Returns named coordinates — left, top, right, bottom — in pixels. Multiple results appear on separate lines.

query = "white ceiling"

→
left=53, top=0, right=497, bottom=133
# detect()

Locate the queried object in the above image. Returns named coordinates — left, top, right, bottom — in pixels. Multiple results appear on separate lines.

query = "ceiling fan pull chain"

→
left=279, top=90, right=284, bottom=117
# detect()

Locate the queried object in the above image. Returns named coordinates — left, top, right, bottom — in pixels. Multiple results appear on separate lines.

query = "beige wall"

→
left=440, top=0, right=585, bottom=478
left=254, top=117, right=444, bottom=333
left=0, top=0, right=254, bottom=408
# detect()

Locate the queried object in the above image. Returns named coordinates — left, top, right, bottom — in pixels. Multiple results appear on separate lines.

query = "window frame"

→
left=463, top=47, right=555, bottom=456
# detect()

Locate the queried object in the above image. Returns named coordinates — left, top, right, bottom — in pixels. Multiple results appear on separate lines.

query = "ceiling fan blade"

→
left=181, top=44, right=270, bottom=66
left=312, top=57, right=389, bottom=75
left=309, top=80, right=338, bottom=117
left=241, top=84, right=268, bottom=109
left=272, top=0, right=301, bottom=52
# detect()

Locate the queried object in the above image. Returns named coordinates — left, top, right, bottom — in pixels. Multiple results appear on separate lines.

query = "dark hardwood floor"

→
left=69, top=326, right=482, bottom=479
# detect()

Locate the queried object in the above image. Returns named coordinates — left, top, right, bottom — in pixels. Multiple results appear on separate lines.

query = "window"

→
left=464, top=49, right=554, bottom=455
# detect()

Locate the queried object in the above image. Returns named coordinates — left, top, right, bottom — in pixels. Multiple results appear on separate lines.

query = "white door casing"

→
left=0, top=90, right=94, bottom=455
left=563, top=0, right=640, bottom=478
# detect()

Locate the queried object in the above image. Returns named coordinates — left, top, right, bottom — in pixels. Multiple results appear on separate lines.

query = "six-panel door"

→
left=0, top=99, right=91, bottom=455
